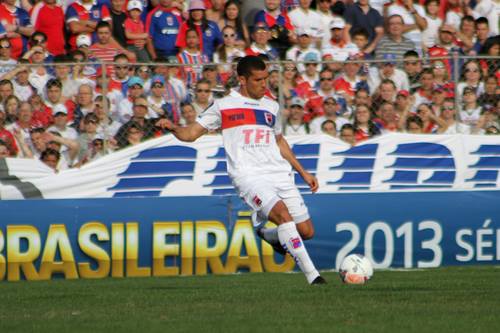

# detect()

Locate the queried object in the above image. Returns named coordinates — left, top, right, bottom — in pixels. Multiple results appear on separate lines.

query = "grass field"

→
left=1, top=266, right=499, bottom=333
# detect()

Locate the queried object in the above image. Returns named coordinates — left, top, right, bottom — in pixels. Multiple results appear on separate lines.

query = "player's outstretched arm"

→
left=276, top=134, right=319, bottom=193
left=165, top=121, right=208, bottom=142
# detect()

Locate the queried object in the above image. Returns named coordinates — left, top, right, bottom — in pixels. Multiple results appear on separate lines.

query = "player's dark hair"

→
left=237, top=56, right=266, bottom=78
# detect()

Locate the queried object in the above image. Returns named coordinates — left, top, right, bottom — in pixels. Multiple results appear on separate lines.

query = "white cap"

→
left=127, top=0, right=143, bottom=11
left=76, top=34, right=91, bottom=48
left=53, top=104, right=68, bottom=115
left=329, top=17, right=345, bottom=30
left=296, top=27, right=313, bottom=37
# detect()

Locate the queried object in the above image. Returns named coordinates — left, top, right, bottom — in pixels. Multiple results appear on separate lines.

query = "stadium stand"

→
left=0, top=0, right=497, bottom=172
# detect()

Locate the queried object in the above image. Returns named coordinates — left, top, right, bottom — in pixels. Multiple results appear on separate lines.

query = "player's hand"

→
left=303, top=172, right=319, bottom=193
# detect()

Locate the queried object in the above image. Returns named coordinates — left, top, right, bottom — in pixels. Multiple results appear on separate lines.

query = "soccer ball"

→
left=339, top=254, right=373, bottom=285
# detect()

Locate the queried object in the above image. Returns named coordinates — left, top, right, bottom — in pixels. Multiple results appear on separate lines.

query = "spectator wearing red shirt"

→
left=30, top=0, right=65, bottom=56
left=89, top=21, right=136, bottom=64
left=353, top=104, right=380, bottom=143
left=333, top=56, right=365, bottom=100
left=44, top=78, right=76, bottom=122
left=0, top=0, right=33, bottom=59
left=65, top=0, right=111, bottom=50
left=124, top=0, right=150, bottom=62
left=0, top=108, right=18, bottom=156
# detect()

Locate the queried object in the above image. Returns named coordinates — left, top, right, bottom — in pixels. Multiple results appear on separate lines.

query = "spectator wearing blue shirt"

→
left=146, top=0, right=183, bottom=60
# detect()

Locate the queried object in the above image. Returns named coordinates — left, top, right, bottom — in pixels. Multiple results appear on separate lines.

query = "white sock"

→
left=277, top=222, right=320, bottom=284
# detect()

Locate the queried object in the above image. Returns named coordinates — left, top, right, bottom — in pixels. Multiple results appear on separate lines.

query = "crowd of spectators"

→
left=0, top=0, right=498, bottom=172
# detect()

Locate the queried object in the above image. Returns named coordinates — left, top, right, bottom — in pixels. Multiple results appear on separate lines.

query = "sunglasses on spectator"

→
left=284, top=67, right=297, bottom=72
left=465, top=68, right=479, bottom=73
left=320, top=77, right=333, bottom=81
left=152, top=83, right=164, bottom=88
left=197, top=89, right=210, bottom=93
left=442, top=106, right=455, bottom=110
left=223, top=34, right=236, bottom=38
left=85, top=120, right=97, bottom=124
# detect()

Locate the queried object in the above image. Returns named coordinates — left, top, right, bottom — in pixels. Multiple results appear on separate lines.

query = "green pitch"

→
left=1, top=266, right=499, bottom=332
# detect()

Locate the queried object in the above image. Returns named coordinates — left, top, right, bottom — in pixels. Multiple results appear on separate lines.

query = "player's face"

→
left=241, top=69, right=268, bottom=100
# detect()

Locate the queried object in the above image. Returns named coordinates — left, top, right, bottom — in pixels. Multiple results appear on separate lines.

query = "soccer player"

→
left=164, top=56, right=326, bottom=285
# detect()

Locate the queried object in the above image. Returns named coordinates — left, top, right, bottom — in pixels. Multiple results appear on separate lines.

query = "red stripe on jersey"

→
left=221, top=108, right=257, bottom=130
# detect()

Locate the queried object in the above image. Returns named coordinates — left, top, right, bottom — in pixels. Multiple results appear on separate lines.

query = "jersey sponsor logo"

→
left=221, top=108, right=276, bottom=130
left=466, top=144, right=500, bottom=188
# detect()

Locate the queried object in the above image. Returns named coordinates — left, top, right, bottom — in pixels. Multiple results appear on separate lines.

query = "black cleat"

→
left=311, top=276, right=327, bottom=285
left=256, top=228, right=288, bottom=255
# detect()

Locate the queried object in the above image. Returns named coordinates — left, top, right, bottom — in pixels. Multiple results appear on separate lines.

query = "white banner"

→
left=1, top=133, right=500, bottom=200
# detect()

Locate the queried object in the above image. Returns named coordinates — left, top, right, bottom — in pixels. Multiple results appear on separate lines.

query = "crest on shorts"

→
left=264, top=112, right=274, bottom=126
left=252, top=195, right=262, bottom=207
left=166, top=16, right=173, bottom=25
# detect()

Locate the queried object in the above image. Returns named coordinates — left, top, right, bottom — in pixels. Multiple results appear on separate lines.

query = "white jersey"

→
left=197, top=90, right=291, bottom=179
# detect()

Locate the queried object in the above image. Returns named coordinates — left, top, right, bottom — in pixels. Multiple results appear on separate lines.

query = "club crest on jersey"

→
left=205, top=29, right=212, bottom=37
left=290, top=237, right=302, bottom=249
left=252, top=195, right=262, bottom=207
left=166, top=16, right=173, bottom=25
left=264, top=112, right=274, bottom=126
left=155, top=10, right=162, bottom=17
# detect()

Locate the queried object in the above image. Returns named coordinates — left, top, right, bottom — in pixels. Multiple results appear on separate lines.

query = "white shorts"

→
left=234, top=172, right=310, bottom=227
